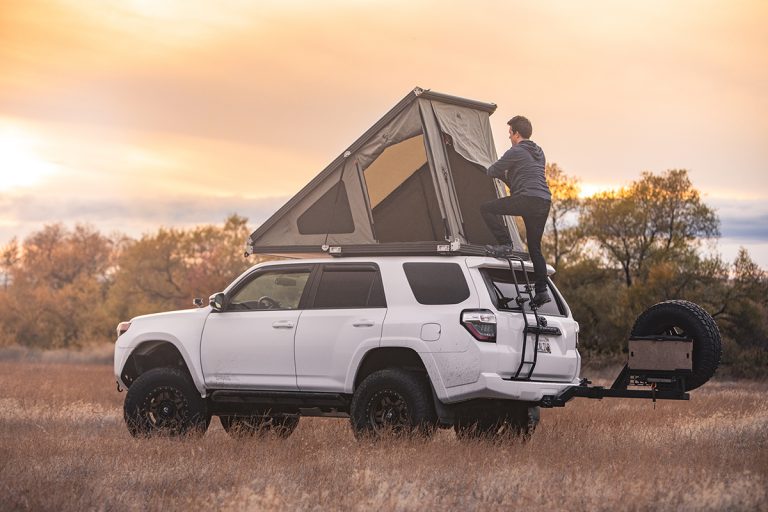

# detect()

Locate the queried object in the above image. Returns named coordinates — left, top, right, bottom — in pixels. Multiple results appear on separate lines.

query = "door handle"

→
left=272, top=320, right=295, bottom=329
left=353, top=320, right=375, bottom=328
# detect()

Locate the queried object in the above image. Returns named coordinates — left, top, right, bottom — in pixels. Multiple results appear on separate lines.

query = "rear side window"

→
left=481, top=268, right=565, bottom=316
left=311, top=265, right=386, bottom=308
left=403, top=262, right=470, bottom=305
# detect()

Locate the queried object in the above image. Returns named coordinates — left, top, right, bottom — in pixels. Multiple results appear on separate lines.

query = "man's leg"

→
left=521, top=197, right=551, bottom=303
left=480, top=196, right=518, bottom=245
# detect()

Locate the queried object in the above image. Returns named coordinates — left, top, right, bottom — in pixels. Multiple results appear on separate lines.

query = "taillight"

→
left=461, top=309, right=496, bottom=342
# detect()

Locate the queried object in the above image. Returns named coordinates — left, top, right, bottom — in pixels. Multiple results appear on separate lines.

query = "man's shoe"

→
left=530, top=291, right=551, bottom=308
left=485, top=244, right=514, bottom=257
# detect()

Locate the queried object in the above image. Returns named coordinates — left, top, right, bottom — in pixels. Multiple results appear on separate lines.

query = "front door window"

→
left=229, top=270, right=311, bottom=311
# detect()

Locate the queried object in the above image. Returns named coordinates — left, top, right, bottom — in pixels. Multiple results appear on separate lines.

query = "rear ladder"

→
left=505, top=255, right=542, bottom=380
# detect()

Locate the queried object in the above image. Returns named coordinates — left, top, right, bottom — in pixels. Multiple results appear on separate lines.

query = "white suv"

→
left=115, top=255, right=581, bottom=439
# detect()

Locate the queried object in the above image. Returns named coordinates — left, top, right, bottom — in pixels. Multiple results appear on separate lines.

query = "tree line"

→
left=0, top=168, right=765, bottom=376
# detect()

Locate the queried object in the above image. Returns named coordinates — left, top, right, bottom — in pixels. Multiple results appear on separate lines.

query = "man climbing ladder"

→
left=481, top=115, right=552, bottom=307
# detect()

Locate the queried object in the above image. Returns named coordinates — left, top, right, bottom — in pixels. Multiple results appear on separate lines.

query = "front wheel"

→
left=123, top=367, right=210, bottom=437
left=349, top=368, right=436, bottom=440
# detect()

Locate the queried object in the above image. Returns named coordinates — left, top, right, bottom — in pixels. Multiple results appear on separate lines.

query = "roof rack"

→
left=248, top=241, right=530, bottom=260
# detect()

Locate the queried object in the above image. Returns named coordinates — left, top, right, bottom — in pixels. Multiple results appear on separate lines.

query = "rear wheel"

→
left=350, top=368, right=436, bottom=440
left=123, top=367, right=210, bottom=437
left=219, top=412, right=299, bottom=438
left=631, top=300, right=721, bottom=391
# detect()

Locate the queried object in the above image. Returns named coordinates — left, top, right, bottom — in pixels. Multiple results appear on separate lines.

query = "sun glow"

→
left=0, top=126, right=59, bottom=191
left=578, top=182, right=622, bottom=198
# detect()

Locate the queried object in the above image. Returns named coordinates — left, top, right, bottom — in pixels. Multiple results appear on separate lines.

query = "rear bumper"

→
left=440, top=372, right=581, bottom=404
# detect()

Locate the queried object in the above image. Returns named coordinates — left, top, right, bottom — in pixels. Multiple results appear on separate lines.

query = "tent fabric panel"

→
left=371, top=163, right=445, bottom=243
left=354, top=102, right=424, bottom=173
left=363, top=134, right=428, bottom=208
left=431, top=102, right=497, bottom=169
left=417, top=98, right=463, bottom=242
left=296, top=181, right=355, bottom=235
left=253, top=161, right=375, bottom=247
left=444, top=145, right=500, bottom=246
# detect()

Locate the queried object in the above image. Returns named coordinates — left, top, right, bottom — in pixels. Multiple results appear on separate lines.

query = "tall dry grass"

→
left=0, top=361, right=766, bottom=511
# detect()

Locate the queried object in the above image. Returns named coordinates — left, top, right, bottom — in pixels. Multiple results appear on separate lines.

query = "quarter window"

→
left=403, top=262, right=470, bottom=305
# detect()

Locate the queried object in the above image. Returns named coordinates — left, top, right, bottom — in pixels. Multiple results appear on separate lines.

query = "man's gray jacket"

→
left=487, top=140, right=551, bottom=200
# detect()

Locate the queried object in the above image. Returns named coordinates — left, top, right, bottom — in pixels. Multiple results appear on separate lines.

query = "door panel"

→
left=201, top=310, right=300, bottom=390
left=294, top=263, right=387, bottom=392
left=200, top=265, right=313, bottom=390
left=295, top=309, right=386, bottom=391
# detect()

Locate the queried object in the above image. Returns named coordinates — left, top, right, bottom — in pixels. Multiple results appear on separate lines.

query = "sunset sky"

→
left=1, top=0, right=767, bottom=266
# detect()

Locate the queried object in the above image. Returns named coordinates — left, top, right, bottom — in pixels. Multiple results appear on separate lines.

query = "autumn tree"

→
left=1, top=237, right=20, bottom=290
left=106, top=214, right=256, bottom=322
left=580, top=169, right=719, bottom=286
left=0, top=224, right=114, bottom=348
left=543, top=163, right=583, bottom=269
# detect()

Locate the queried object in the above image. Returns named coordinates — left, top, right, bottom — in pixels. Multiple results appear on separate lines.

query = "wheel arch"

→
left=352, top=347, right=434, bottom=391
left=119, top=339, right=205, bottom=395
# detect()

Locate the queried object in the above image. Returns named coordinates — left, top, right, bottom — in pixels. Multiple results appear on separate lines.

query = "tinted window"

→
left=312, top=266, right=386, bottom=309
left=403, top=262, right=470, bottom=305
left=230, top=269, right=311, bottom=311
left=481, top=268, right=564, bottom=316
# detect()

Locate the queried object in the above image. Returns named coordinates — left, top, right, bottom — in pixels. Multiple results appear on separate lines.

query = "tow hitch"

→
left=540, top=335, right=693, bottom=408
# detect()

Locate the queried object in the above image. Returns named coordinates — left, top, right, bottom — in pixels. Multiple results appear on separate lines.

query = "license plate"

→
left=537, top=340, right=551, bottom=353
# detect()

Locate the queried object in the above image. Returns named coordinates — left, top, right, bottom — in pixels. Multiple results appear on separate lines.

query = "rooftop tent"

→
left=245, top=87, right=525, bottom=257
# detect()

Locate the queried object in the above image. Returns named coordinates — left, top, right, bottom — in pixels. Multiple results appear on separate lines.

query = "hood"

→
left=131, top=307, right=209, bottom=323
left=518, top=140, right=545, bottom=162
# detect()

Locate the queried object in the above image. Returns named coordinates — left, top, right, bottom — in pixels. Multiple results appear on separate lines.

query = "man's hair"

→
left=508, top=116, right=533, bottom=139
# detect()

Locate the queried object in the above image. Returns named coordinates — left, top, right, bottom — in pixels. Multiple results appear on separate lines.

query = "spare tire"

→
left=631, top=300, right=721, bottom=391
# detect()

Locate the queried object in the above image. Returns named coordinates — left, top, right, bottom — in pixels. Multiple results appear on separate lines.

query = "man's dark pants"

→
left=480, top=195, right=551, bottom=293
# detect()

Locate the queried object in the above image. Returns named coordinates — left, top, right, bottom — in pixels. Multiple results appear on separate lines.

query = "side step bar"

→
left=209, top=389, right=352, bottom=416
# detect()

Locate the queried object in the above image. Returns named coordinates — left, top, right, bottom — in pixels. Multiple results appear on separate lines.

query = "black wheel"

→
left=219, top=412, right=299, bottom=438
left=350, top=368, right=436, bottom=439
left=454, top=402, right=539, bottom=440
left=631, top=300, right=722, bottom=391
left=123, top=367, right=210, bottom=437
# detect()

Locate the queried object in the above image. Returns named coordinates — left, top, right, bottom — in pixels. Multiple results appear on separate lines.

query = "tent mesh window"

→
left=363, top=134, right=444, bottom=243
left=445, top=143, right=499, bottom=245
left=297, top=181, right=355, bottom=235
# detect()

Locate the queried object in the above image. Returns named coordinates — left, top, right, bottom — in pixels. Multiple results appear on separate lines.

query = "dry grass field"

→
left=0, top=360, right=766, bottom=512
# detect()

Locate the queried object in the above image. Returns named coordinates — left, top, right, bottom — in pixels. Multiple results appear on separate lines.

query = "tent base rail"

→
left=248, top=242, right=530, bottom=259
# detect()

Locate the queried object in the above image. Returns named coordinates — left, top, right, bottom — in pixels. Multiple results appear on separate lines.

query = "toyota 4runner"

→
left=114, top=255, right=719, bottom=439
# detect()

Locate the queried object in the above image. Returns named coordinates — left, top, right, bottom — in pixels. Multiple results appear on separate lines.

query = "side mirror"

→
left=209, top=292, right=228, bottom=312
left=192, top=297, right=204, bottom=308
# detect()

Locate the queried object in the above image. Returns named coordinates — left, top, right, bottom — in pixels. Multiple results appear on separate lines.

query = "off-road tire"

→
left=454, top=402, right=539, bottom=440
left=123, top=367, right=210, bottom=437
left=350, top=368, right=437, bottom=440
left=219, top=413, right=299, bottom=438
left=631, top=300, right=721, bottom=391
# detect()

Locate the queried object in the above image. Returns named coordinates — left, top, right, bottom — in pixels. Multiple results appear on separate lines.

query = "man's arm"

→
left=486, top=147, right=519, bottom=179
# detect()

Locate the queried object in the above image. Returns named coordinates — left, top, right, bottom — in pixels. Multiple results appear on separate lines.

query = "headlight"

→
left=116, top=321, right=131, bottom=338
